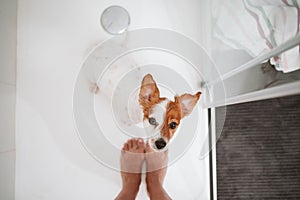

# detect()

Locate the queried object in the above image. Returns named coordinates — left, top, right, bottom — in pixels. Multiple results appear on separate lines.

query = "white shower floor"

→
left=16, top=0, right=212, bottom=199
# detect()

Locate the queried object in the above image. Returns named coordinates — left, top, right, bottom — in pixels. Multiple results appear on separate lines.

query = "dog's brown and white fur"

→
left=139, top=74, right=201, bottom=151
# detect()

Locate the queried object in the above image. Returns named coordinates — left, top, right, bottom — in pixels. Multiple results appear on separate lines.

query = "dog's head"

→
left=139, top=74, right=201, bottom=151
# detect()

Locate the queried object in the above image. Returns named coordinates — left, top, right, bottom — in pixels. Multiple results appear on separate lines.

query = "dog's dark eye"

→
left=169, top=122, right=177, bottom=129
left=149, top=117, right=157, bottom=125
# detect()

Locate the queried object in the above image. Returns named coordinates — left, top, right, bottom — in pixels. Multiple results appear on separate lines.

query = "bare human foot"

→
left=115, top=138, right=145, bottom=200
left=145, top=142, right=172, bottom=200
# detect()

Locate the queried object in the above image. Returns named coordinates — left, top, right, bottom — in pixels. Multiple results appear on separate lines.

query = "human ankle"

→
left=115, top=186, right=139, bottom=200
left=146, top=180, right=163, bottom=195
left=123, top=183, right=140, bottom=196
left=122, top=172, right=141, bottom=186
left=147, top=185, right=171, bottom=200
left=146, top=171, right=163, bottom=185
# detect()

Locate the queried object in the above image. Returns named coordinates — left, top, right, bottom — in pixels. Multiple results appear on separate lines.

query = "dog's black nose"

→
left=155, top=138, right=167, bottom=149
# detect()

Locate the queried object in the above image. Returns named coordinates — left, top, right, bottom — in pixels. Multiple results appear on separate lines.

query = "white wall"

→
left=0, top=0, right=17, bottom=199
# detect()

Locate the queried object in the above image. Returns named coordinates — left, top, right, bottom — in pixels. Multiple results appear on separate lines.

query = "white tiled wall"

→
left=0, top=84, right=16, bottom=152
left=0, top=151, right=16, bottom=200
left=0, top=0, right=17, bottom=85
left=0, top=0, right=17, bottom=199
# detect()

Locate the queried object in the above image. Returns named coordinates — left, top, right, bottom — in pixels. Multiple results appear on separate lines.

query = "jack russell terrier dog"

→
left=139, top=74, right=201, bottom=151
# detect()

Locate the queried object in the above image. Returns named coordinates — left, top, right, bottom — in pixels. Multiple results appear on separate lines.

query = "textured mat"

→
left=216, top=95, right=300, bottom=199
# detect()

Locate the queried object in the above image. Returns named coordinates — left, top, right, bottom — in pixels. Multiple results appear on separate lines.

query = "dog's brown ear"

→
left=175, top=92, right=201, bottom=118
left=139, top=74, right=160, bottom=108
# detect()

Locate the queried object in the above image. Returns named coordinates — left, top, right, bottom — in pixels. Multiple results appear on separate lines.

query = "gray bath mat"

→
left=216, top=95, right=300, bottom=199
